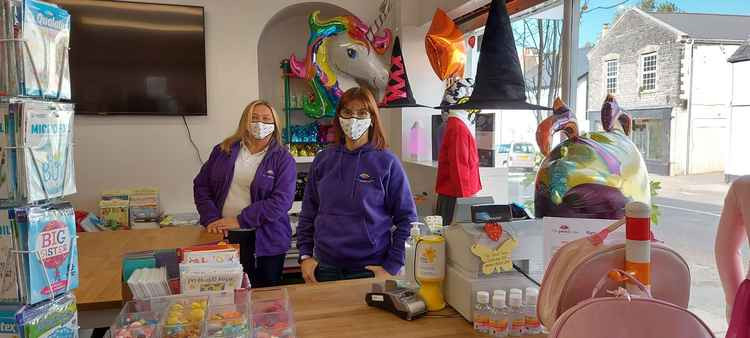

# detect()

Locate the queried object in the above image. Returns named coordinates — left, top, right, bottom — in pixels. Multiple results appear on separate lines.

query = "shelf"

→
left=293, top=156, right=315, bottom=163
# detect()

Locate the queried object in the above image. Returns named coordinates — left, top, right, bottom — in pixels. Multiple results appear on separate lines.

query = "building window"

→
left=605, top=60, right=618, bottom=94
left=641, top=52, right=657, bottom=91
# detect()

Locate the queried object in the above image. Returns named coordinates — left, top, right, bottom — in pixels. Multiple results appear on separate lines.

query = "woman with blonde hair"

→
left=193, top=100, right=295, bottom=287
left=297, top=87, right=417, bottom=283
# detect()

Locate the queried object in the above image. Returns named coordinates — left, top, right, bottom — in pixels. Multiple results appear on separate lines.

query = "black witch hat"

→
left=438, top=0, right=551, bottom=111
left=379, top=37, right=428, bottom=108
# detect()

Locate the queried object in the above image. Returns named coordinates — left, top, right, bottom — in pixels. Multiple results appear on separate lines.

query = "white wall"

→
left=686, top=44, right=737, bottom=174
left=727, top=61, right=750, bottom=177
left=70, top=0, right=384, bottom=214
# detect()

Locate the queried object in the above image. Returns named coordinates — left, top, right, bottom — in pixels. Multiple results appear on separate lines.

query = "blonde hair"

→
left=220, top=100, right=283, bottom=154
left=333, top=87, right=388, bottom=150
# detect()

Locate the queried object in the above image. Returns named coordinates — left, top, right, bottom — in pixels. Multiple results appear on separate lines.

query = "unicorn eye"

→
left=347, top=48, right=358, bottom=59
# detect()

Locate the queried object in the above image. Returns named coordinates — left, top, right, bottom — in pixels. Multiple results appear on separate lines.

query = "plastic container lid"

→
left=509, top=288, right=522, bottom=296
left=493, top=289, right=506, bottom=298
left=508, top=292, right=522, bottom=308
left=492, top=295, right=506, bottom=308
left=477, top=291, right=490, bottom=304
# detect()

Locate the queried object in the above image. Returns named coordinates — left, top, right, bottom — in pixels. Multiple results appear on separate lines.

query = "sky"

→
left=579, top=0, right=750, bottom=47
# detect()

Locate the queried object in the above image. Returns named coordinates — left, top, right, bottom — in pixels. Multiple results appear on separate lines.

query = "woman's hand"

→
left=365, top=266, right=392, bottom=279
left=301, top=257, right=319, bottom=284
left=206, top=219, right=225, bottom=234
left=216, top=217, right=241, bottom=231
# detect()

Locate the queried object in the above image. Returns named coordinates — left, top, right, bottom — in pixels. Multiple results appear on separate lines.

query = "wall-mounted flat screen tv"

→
left=49, top=0, right=207, bottom=115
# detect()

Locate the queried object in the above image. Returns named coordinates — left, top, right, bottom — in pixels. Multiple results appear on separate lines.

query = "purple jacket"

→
left=193, top=140, right=296, bottom=256
left=297, top=144, right=417, bottom=275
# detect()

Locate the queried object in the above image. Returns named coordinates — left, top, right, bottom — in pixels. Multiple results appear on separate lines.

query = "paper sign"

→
left=543, top=217, right=624, bottom=267
left=471, top=238, right=518, bottom=275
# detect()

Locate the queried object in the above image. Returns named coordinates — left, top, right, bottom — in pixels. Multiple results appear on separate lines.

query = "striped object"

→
left=625, top=202, right=652, bottom=293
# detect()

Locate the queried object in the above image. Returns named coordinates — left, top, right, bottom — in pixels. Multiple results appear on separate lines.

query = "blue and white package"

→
left=0, top=304, right=21, bottom=338
left=15, top=293, right=77, bottom=338
left=16, top=202, right=78, bottom=305
left=22, top=0, right=71, bottom=99
left=22, top=102, right=75, bottom=202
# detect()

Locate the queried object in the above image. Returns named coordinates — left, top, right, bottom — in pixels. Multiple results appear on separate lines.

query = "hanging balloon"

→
left=468, top=35, right=476, bottom=48
left=425, top=9, right=466, bottom=81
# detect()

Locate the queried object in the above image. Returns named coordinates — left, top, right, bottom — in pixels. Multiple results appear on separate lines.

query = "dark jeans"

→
left=226, top=230, right=286, bottom=288
left=314, top=262, right=375, bottom=282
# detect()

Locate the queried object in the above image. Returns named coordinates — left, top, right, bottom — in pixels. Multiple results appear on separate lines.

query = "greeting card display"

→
left=21, top=102, right=75, bottom=202
left=15, top=293, right=77, bottom=338
left=0, top=101, right=76, bottom=205
left=13, top=202, right=78, bottom=305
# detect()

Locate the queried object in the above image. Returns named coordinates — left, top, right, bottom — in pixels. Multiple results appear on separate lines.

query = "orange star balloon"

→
left=425, top=9, right=466, bottom=81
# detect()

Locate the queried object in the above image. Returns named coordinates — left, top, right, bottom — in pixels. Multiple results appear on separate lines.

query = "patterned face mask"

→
left=339, top=117, right=371, bottom=140
left=250, top=122, right=275, bottom=139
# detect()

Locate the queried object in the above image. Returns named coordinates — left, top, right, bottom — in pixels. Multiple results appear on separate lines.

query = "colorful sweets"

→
left=206, top=311, right=249, bottom=338
left=162, top=300, right=207, bottom=338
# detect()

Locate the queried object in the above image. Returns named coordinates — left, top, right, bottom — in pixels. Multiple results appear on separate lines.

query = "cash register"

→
left=443, top=197, right=543, bottom=321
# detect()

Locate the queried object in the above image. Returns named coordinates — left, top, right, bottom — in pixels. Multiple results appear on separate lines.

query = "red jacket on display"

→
left=436, top=116, right=482, bottom=197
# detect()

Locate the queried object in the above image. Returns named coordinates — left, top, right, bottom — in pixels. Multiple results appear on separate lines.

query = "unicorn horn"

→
left=366, top=0, right=391, bottom=44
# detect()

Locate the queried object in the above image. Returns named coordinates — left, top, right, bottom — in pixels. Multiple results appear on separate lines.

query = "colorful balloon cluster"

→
left=534, top=97, right=650, bottom=220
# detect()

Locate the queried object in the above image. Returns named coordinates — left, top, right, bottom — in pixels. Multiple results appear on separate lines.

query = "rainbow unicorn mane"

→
left=290, top=11, right=391, bottom=118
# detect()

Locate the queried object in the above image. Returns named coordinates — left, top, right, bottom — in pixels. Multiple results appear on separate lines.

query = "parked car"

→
left=497, top=142, right=537, bottom=171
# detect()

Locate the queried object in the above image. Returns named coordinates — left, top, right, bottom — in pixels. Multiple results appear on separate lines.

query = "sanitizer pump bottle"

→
left=402, top=222, right=421, bottom=289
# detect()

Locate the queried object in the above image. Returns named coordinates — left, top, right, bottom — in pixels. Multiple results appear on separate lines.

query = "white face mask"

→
left=250, top=122, right=275, bottom=140
left=339, top=117, right=371, bottom=140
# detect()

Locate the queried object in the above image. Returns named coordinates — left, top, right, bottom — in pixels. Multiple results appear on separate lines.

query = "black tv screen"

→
left=49, top=0, right=207, bottom=116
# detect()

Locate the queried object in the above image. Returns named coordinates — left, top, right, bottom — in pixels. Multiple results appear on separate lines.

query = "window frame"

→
left=640, top=52, right=658, bottom=93
left=604, top=59, right=618, bottom=95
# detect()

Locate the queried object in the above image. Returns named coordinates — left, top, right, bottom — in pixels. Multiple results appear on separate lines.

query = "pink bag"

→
left=548, top=269, right=714, bottom=338
left=538, top=221, right=690, bottom=328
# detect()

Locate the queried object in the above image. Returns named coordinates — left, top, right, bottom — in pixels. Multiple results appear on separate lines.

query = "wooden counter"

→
left=75, top=227, right=222, bottom=310
left=283, top=278, right=546, bottom=338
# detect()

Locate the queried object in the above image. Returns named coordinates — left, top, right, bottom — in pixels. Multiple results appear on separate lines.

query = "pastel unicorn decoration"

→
left=534, top=96, right=650, bottom=220
left=290, top=2, right=392, bottom=118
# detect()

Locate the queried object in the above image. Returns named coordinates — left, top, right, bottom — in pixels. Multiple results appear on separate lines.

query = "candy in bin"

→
left=252, top=310, right=294, bottom=338
left=161, top=297, right=209, bottom=338
left=111, top=301, right=163, bottom=338
left=205, top=304, right=250, bottom=338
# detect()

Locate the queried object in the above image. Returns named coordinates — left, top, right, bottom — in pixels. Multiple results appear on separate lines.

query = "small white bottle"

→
left=402, top=222, right=421, bottom=289
left=490, top=291, right=510, bottom=337
left=508, top=290, right=525, bottom=336
left=474, top=291, right=492, bottom=334
left=524, top=288, right=542, bottom=334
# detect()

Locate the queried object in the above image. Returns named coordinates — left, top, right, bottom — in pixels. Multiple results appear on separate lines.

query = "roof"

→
left=649, top=12, right=750, bottom=41
left=729, top=40, right=750, bottom=63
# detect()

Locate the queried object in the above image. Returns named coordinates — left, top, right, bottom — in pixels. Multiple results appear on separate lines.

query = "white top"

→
left=222, top=144, right=267, bottom=220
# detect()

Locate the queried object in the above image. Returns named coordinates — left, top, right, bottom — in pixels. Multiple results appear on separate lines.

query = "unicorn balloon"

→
left=290, top=3, right=392, bottom=118
left=534, top=96, right=650, bottom=220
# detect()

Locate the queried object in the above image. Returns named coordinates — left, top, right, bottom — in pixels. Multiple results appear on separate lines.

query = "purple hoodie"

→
left=297, top=144, right=417, bottom=275
left=193, top=140, right=296, bottom=256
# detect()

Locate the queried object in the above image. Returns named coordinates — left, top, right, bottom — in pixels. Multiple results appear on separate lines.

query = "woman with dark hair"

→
left=297, top=87, right=417, bottom=283
left=193, top=100, right=295, bottom=287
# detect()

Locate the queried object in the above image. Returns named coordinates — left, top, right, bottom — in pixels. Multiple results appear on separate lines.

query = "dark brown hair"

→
left=333, top=87, right=388, bottom=150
